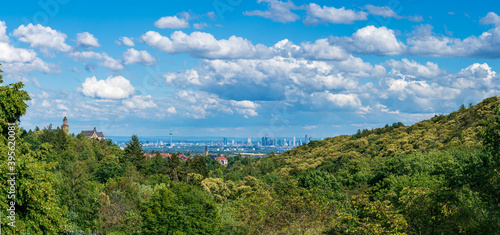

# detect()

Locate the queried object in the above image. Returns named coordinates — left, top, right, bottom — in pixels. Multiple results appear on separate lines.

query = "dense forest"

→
left=2, top=66, right=500, bottom=234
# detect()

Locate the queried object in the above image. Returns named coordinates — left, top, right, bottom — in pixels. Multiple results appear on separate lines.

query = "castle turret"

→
left=61, top=116, right=69, bottom=134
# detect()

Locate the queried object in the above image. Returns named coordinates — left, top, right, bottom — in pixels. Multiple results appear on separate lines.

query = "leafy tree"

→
left=141, top=183, right=221, bottom=234
left=0, top=66, right=30, bottom=136
left=94, top=161, right=125, bottom=183
left=146, top=152, right=165, bottom=176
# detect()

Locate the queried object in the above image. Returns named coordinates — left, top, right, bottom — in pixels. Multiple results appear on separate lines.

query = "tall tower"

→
left=61, top=116, right=69, bottom=134
left=170, top=128, right=173, bottom=147
left=204, top=145, right=208, bottom=156
left=305, top=134, right=308, bottom=144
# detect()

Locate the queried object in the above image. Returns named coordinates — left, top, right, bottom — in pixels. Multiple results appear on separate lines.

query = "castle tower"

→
left=61, top=116, right=69, bottom=134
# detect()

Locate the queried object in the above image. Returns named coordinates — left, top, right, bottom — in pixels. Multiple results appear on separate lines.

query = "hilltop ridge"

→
left=263, top=96, right=500, bottom=174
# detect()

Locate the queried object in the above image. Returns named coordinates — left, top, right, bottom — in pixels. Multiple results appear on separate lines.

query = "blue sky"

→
left=1, top=0, right=500, bottom=138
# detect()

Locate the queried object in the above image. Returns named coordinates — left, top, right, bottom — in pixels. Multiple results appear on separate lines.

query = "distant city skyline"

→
left=2, top=0, right=500, bottom=137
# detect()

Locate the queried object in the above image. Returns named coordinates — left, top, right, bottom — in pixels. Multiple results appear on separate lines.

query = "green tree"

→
left=141, top=183, right=221, bottom=234
left=0, top=66, right=31, bottom=136
left=124, top=134, right=146, bottom=173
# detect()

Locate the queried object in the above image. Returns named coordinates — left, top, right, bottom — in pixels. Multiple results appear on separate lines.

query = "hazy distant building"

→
left=61, top=116, right=69, bottom=134
left=293, top=137, right=296, bottom=146
left=247, top=138, right=251, bottom=145
left=223, top=137, right=228, bottom=146
left=81, top=127, right=105, bottom=141
left=204, top=145, right=208, bottom=156
left=305, top=134, right=309, bottom=144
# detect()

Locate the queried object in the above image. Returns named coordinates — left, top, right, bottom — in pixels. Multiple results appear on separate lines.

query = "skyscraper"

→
left=223, top=137, right=228, bottom=146
left=293, top=137, right=296, bottom=146
left=305, top=134, right=308, bottom=144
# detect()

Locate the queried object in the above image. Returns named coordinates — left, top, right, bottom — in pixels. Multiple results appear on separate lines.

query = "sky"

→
left=1, top=0, right=500, bottom=138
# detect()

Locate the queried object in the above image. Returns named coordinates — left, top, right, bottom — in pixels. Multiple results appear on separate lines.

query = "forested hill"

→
left=266, top=96, right=500, bottom=174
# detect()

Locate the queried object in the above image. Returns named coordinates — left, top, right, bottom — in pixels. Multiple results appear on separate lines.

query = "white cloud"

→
left=79, top=75, right=135, bottom=99
left=2, top=58, right=60, bottom=76
left=69, top=51, right=124, bottom=70
left=406, top=24, right=500, bottom=58
left=407, top=15, right=424, bottom=22
left=141, top=30, right=270, bottom=59
left=163, top=56, right=367, bottom=102
left=452, top=63, right=497, bottom=89
left=123, top=48, right=156, bottom=65
left=76, top=32, right=100, bottom=48
left=385, top=58, right=444, bottom=78
left=193, top=22, right=208, bottom=29
left=117, top=37, right=135, bottom=47
left=0, top=21, right=9, bottom=42
left=304, top=3, right=368, bottom=25
left=167, top=106, right=177, bottom=114
left=480, top=12, right=500, bottom=26
left=331, top=25, right=406, bottom=56
left=0, top=21, right=37, bottom=63
left=365, top=5, right=402, bottom=19
left=244, top=0, right=300, bottom=23
left=230, top=100, right=259, bottom=117
left=300, top=39, right=348, bottom=60
left=154, top=15, right=189, bottom=29
left=13, top=23, right=72, bottom=52
left=122, top=95, right=157, bottom=109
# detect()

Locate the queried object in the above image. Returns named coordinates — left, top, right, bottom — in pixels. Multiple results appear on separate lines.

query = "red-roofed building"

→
left=217, top=156, right=228, bottom=166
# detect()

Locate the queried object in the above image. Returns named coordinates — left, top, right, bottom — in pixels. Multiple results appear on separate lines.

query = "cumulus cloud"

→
left=230, top=100, right=259, bottom=117
left=0, top=21, right=37, bottom=63
left=76, top=32, right=100, bottom=48
left=79, top=75, right=135, bottom=99
left=365, top=5, right=402, bottom=19
left=69, top=51, right=124, bottom=70
left=117, top=37, right=135, bottom=46
left=13, top=23, right=72, bottom=52
left=123, top=48, right=156, bottom=65
left=312, top=92, right=363, bottom=108
left=162, top=56, right=372, bottom=102
left=2, top=58, right=60, bottom=75
left=331, top=25, right=406, bottom=56
left=244, top=0, right=300, bottom=23
left=304, top=3, right=368, bottom=25
left=122, top=95, right=157, bottom=109
left=155, top=15, right=189, bottom=29
left=452, top=63, right=497, bottom=89
left=405, top=24, right=500, bottom=58
left=480, top=12, right=500, bottom=26
left=385, top=58, right=444, bottom=79
left=299, top=39, right=349, bottom=60
left=140, top=30, right=270, bottom=59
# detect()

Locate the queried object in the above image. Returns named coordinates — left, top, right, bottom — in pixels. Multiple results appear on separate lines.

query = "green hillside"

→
left=267, top=96, right=500, bottom=174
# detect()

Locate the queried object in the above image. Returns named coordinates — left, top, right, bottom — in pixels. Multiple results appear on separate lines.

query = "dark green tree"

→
left=124, top=134, right=146, bottom=173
